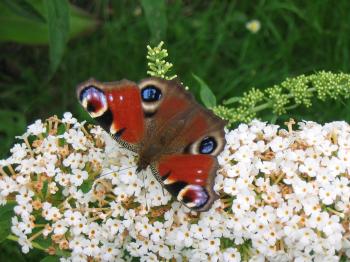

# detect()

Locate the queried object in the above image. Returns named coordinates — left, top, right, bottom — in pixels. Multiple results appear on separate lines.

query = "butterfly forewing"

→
left=77, top=79, right=145, bottom=151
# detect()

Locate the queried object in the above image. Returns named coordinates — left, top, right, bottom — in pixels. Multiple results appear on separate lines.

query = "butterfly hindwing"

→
left=152, top=154, right=219, bottom=211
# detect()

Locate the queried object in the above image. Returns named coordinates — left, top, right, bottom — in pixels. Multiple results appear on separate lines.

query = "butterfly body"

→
left=77, top=77, right=226, bottom=211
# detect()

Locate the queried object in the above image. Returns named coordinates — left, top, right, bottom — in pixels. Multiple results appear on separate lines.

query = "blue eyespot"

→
left=199, top=137, right=217, bottom=154
left=141, top=85, right=162, bottom=102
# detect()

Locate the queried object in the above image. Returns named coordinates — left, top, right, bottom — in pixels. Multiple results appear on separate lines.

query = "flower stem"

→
left=29, top=228, right=45, bottom=242
left=23, top=137, right=34, bottom=157
left=251, top=101, right=273, bottom=112
left=0, top=167, right=8, bottom=177
left=8, top=165, right=16, bottom=176
left=251, top=87, right=317, bottom=114
left=7, top=234, right=46, bottom=251
left=274, top=172, right=285, bottom=185
left=325, top=207, right=345, bottom=218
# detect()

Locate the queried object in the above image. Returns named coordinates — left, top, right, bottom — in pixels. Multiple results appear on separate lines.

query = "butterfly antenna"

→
left=96, top=165, right=137, bottom=179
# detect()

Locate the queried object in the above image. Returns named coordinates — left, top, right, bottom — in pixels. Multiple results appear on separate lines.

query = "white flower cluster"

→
left=0, top=113, right=350, bottom=262
left=217, top=120, right=350, bottom=261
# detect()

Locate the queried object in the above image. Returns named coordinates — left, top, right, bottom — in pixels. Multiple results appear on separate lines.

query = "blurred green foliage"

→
left=1, top=0, right=350, bottom=260
left=2, top=0, right=350, bottom=157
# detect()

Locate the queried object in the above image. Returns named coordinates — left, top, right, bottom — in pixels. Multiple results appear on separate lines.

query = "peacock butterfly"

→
left=77, top=77, right=226, bottom=211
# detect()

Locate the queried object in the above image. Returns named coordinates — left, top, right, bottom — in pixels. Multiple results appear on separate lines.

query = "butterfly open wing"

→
left=77, top=79, right=145, bottom=151
left=151, top=154, right=219, bottom=211
left=77, top=77, right=226, bottom=212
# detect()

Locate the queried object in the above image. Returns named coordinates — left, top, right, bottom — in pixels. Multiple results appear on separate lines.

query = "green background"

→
left=1, top=0, right=350, bottom=260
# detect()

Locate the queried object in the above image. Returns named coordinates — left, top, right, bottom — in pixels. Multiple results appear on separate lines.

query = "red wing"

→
left=154, top=154, right=219, bottom=212
left=138, top=78, right=226, bottom=157
left=77, top=79, right=145, bottom=149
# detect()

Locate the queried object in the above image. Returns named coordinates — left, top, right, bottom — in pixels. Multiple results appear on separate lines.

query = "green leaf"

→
left=35, top=236, right=51, bottom=249
left=0, top=202, right=16, bottom=221
left=40, top=256, right=60, bottom=262
left=0, top=220, right=11, bottom=243
left=223, top=97, right=241, bottom=105
left=2, top=0, right=45, bottom=22
left=45, top=0, right=70, bottom=74
left=0, top=1, right=97, bottom=45
left=192, top=74, right=217, bottom=108
left=80, top=179, right=93, bottom=193
left=0, top=202, right=15, bottom=243
left=141, top=0, right=167, bottom=43
left=55, top=249, right=71, bottom=258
